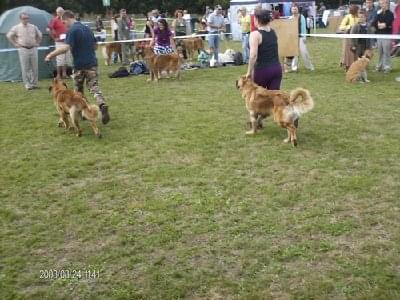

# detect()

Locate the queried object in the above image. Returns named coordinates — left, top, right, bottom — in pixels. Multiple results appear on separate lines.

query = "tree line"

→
left=1, top=0, right=229, bottom=15
left=1, top=0, right=338, bottom=16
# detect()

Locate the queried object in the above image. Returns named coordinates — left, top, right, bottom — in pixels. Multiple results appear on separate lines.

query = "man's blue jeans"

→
left=208, top=33, right=220, bottom=61
left=242, top=33, right=250, bottom=63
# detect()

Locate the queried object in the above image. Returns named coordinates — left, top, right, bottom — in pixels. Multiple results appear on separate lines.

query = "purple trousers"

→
left=253, top=63, right=282, bottom=90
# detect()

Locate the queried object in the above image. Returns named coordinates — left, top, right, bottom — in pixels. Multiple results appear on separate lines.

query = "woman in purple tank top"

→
left=151, top=19, right=177, bottom=55
left=245, top=9, right=282, bottom=90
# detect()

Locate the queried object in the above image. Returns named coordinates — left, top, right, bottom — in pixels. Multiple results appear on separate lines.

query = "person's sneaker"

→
left=100, top=104, right=110, bottom=124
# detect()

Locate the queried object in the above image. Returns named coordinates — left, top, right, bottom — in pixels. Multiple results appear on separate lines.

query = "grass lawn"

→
left=1, top=35, right=400, bottom=299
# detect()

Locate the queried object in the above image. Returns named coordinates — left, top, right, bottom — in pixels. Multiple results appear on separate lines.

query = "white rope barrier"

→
left=303, top=33, right=400, bottom=39
left=3, top=32, right=397, bottom=53
left=96, top=33, right=232, bottom=45
left=0, top=33, right=232, bottom=52
left=0, top=46, right=55, bottom=53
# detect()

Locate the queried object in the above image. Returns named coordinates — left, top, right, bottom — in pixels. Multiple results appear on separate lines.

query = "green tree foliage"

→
left=1, top=0, right=231, bottom=15
left=1, top=0, right=345, bottom=15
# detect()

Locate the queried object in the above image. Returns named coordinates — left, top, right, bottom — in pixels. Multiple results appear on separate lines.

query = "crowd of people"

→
left=5, top=0, right=400, bottom=107
left=4, top=4, right=232, bottom=127
left=339, top=0, right=395, bottom=74
left=104, top=6, right=230, bottom=65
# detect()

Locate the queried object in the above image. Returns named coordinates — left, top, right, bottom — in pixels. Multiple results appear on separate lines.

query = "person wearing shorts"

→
left=48, top=7, right=72, bottom=79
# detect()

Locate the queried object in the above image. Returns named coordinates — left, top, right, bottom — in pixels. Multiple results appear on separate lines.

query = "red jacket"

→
left=250, top=14, right=257, bottom=31
left=392, top=4, right=400, bottom=34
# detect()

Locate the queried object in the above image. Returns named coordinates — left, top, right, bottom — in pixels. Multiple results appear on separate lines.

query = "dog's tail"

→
left=82, top=104, right=99, bottom=120
left=289, top=88, right=314, bottom=114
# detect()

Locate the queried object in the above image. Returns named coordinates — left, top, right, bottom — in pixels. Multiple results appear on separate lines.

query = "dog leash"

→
left=303, top=33, right=400, bottom=39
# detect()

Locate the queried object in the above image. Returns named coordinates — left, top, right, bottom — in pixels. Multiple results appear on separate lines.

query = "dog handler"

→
left=151, top=19, right=176, bottom=55
left=45, top=10, right=110, bottom=125
left=245, top=9, right=282, bottom=90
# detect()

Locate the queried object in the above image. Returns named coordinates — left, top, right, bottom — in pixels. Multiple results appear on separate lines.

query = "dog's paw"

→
left=292, top=139, right=298, bottom=147
left=245, top=130, right=256, bottom=135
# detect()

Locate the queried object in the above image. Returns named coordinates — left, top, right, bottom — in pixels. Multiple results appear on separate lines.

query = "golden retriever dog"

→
left=102, top=42, right=122, bottom=66
left=181, top=37, right=204, bottom=60
left=48, top=78, right=101, bottom=138
left=143, top=47, right=182, bottom=82
left=346, top=49, right=373, bottom=83
left=133, top=41, right=150, bottom=61
left=102, top=41, right=150, bottom=65
left=236, top=76, right=314, bottom=147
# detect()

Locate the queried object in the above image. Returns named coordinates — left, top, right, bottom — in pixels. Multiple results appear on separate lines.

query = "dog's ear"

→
left=364, top=50, right=373, bottom=60
left=63, top=82, right=68, bottom=88
left=48, top=86, right=52, bottom=93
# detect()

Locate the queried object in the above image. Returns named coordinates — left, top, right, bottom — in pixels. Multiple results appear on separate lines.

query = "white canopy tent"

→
left=229, top=0, right=316, bottom=41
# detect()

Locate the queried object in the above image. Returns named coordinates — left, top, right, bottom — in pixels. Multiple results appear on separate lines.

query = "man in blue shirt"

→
left=45, top=10, right=110, bottom=124
left=366, top=0, right=377, bottom=28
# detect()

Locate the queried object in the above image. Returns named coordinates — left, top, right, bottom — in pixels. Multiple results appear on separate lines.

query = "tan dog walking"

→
left=49, top=78, right=101, bottom=138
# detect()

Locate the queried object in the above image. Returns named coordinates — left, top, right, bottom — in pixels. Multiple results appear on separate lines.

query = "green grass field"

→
left=1, top=36, right=400, bottom=299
